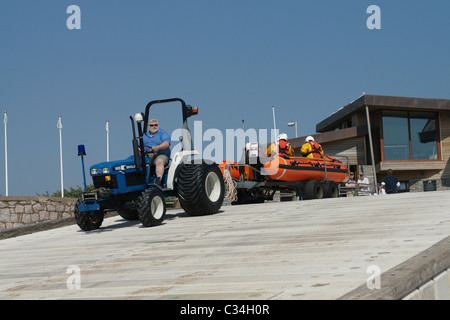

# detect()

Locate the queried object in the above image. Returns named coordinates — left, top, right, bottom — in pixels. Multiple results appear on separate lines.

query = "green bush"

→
left=38, top=185, right=94, bottom=198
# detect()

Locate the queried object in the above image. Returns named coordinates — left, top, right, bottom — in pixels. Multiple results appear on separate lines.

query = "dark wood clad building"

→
left=288, top=94, right=450, bottom=193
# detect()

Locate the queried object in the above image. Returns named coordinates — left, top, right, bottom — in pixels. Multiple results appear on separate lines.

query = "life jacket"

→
left=278, top=140, right=291, bottom=157
left=306, top=141, right=323, bottom=158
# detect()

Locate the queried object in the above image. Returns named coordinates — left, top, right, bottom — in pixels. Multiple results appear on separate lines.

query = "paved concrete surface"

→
left=0, top=190, right=449, bottom=300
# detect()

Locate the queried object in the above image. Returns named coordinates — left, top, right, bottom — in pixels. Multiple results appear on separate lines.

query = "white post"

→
left=3, top=111, right=8, bottom=196
left=365, top=105, right=378, bottom=194
left=106, top=120, right=110, bottom=162
left=272, top=106, right=278, bottom=154
left=57, top=115, right=64, bottom=197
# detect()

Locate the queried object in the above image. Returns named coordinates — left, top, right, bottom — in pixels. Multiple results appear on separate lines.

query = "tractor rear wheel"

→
left=177, top=162, right=225, bottom=216
left=74, top=199, right=104, bottom=231
left=137, top=188, right=166, bottom=227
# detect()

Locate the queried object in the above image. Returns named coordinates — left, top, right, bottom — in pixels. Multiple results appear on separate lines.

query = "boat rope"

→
left=222, top=167, right=238, bottom=203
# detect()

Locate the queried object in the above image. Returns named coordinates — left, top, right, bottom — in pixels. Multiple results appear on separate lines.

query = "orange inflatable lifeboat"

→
left=263, top=155, right=348, bottom=182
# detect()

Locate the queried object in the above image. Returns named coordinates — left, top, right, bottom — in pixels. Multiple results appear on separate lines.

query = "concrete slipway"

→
left=0, top=190, right=449, bottom=300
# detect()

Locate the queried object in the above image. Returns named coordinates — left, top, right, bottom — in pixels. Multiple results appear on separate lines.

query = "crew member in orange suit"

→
left=267, top=133, right=295, bottom=158
left=301, top=135, right=324, bottom=159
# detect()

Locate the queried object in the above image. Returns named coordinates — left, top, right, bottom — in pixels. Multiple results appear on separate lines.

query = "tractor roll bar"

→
left=142, top=98, right=195, bottom=152
left=143, top=98, right=189, bottom=130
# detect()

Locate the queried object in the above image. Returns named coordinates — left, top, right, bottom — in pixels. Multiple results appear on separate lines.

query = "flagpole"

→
left=106, top=120, right=110, bottom=162
left=57, top=115, right=64, bottom=197
left=3, top=111, right=8, bottom=196
left=272, top=106, right=279, bottom=154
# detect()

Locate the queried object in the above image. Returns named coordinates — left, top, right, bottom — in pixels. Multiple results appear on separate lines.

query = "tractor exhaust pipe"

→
left=130, top=115, right=143, bottom=174
left=136, top=115, right=147, bottom=178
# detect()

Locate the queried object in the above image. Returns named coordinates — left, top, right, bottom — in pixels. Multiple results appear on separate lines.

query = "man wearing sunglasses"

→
left=142, top=119, right=171, bottom=185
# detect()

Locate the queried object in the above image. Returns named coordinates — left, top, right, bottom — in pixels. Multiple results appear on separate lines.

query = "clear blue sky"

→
left=0, top=0, right=449, bottom=196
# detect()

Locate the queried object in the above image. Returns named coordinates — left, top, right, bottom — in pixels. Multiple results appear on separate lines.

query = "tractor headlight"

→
left=91, top=167, right=110, bottom=175
left=134, top=113, right=144, bottom=123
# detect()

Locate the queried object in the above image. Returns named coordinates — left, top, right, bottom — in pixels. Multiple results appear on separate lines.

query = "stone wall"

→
left=0, top=196, right=77, bottom=231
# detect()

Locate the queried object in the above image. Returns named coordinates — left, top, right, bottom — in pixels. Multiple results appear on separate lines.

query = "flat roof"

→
left=316, top=94, right=450, bottom=132
left=289, top=126, right=367, bottom=149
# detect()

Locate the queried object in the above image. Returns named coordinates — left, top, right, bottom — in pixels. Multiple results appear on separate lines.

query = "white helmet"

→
left=305, top=135, right=315, bottom=142
left=278, top=133, right=288, bottom=141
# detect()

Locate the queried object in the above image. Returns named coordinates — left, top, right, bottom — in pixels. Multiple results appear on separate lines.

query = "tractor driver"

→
left=143, top=119, right=171, bottom=184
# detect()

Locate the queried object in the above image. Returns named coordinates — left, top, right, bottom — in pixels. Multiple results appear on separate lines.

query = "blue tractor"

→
left=74, top=98, right=225, bottom=231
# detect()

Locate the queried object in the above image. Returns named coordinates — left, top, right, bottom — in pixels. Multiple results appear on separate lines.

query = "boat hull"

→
left=220, top=156, right=348, bottom=183
left=263, top=156, right=348, bottom=182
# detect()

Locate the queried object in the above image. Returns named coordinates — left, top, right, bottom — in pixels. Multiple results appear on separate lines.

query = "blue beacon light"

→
left=78, top=145, right=87, bottom=191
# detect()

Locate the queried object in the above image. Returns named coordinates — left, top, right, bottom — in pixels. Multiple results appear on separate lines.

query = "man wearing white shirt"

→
left=357, top=173, right=370, bottom=195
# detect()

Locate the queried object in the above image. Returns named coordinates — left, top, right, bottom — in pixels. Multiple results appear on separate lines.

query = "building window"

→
left=381, top=110, right=439, bottom=161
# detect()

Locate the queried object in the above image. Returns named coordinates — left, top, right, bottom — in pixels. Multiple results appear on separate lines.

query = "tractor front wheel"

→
left=137, top=188, right=166, bottom=227
left=74, top=199, right=104, bottom=231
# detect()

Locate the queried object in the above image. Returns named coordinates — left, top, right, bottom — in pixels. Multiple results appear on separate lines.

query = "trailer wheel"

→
left=324, top=181, right=339, bottom=198
left=305, top=180, right=324, bottom=200
left=74, top=199, right=104, bottom=231
left=137, top=188, right=166, bottom=227
left=177, top=161, right=225, bottom=216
